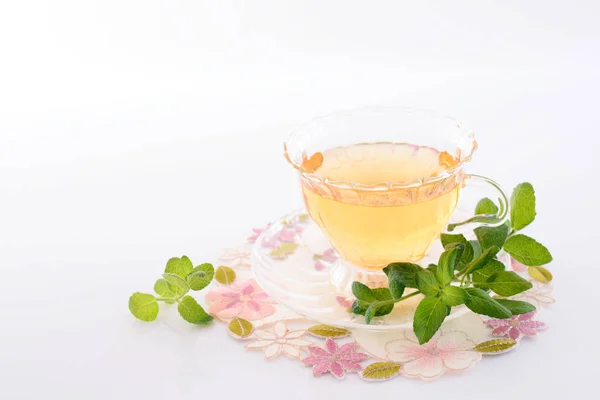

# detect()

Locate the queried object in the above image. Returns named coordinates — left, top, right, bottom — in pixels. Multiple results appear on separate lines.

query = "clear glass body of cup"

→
left=284, top=107, right=505, bottom=271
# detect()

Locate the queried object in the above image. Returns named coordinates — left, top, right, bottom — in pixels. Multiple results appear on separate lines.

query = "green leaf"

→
left=511, top=183, right=536, bottom=231
left=464, top=288, right=512, bottom=318
left=413, top=297, right=447, bottom=344
left=528, top=266, right=553, bottom=283
left=351, top=300, right=369, bottom=316
left=383, top=263, right=422, bottom=289
left=462, top=246, right=500, bottom=276
left=228, top=317, right=253, bottom=338
left=215, top=266, right=236, bottom=285
left=361, top=362, right=402, bottom=380
left=495, top=299, right=536, bottom=315
left=382, top=267, right=406, bottom=299
left=504, top=234, right=553, bottom=266
left=441, top=286, right=469, bottom=306
left=470, top=240, right=482, bottom=259
left=472, top=260, right=506, bottom=289
left=365, top=304, right=377, bottom=324
left=187, top=263, right=214, bottom=291
left=475, top=198, right=499, bottom=215
left=371, top=288, right=394, bottom=316
left=475, top=222, right=510, bottom=251
left=475, top=339, right=517, bottom=354
left=435, top=246, right=461, bottom=286
left=416, top=270, right=442, bottom=297
left=177, top=296, right=213, bottom=324
left=128, top=293, right=159, bottom=322
left=486, top=271, right=533, bottom=296
left=162, top=273, right=190, bottom=297
left=352, top=282, right=376, bottom=302
left=441, top=234, right=474, bottom=263
left=153, top=279, right=177, bottom=302
left=307, top=325, right=350, bottom=338
left=165, top=256, right=194, bottom=279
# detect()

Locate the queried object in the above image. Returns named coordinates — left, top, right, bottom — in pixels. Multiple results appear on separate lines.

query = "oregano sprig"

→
left=350, top=182, right=552, bottom=345
left=128, top=255, right=214, bottom=325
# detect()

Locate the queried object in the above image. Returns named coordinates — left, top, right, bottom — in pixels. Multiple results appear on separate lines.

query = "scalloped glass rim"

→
left=284, top=106, right=477, bottom=190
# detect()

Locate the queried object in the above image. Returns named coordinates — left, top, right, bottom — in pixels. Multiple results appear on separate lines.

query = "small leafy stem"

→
left=351, top=182, right=553, bottom=345
left=128, top=256, right=216, bottom=325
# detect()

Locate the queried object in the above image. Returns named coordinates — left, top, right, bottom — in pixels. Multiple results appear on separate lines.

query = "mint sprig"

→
left=128, top=255, right=214, bottom=325
left=350, top=182, right=552, bottom=344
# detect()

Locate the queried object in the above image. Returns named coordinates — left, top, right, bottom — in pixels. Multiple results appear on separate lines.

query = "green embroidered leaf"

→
left=416, top=270, right=442, bottom=297
left=495, top=299, right=536, bottom=315
left=413, top=297, right=447, bottom=344
left=504, top=234, right=552, bottom=266
left=472, top=260, right=506, bottom=290
left=215, top=266, right=236, bottom=285
left=228, top=317, right=253, bottom=338
left=297, top=213, right=310, bottom=222
left=510, top=183, right=536, bottom=231
left=462, top=246, right=500, bottom=276
left=528, top=265, right=553, bottom=283
left=475, top=198, right=499, bottom=215
left=475, top=339, right=518, bottom=354
left=383, top=263, right=422, bottom=289
left=177, top=296, right=213, bottom=324
left=436, top=246, right=461, bottom=286
left=187, top=263, right=214, bottom=291
left=441, top=234, right=474, bottom=263
left=162, top=273, right=190, bottom=297
left=362, top=362, right=402, bottom=380
left=440, top=286, right=469, bottom=306
left=165, top=256, right=194, bottom=279
left=486, top=271, right=532, bottom=296
left=352, top=282, right=376, bottom=302
left=464, top=288, right=512, bottom=319
left=269, top=243, right=298, bottom=259
left=307, top=325, right=350, bottom=338
left=128, top=293, right=159, bottom=322
left=474, top=222, right=510, bottom=251
left=153, top=278, right=177, bottom=302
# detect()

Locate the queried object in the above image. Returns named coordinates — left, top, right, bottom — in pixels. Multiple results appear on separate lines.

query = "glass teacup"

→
left=284, top=106, right=508, bottom=271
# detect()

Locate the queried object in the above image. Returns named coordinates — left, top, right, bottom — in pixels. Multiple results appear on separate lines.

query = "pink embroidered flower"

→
left=335, top=295, right=354, bottom=309
left=511, top=282, right=555, bottom=308
left=302, top=338, right=368, bottom=379
left=245, top=321, right=312, bottom=359
left=511, top=258, right=528, bottom=272
left=218, top=247, right=251, bottom=268
left=261, top=236, right=280, bottom=249
left=321, top=248, right=338, bottom=262
left=248, top=224, right=271, bottom=243
left=314, top=260, right=326, bottom=271
left=386, top=331, right=481, bottom=380
left=206, top=279, right=276, bottom=320
left=486, top=312, right=547, bottom=340
left=276, top=227, right=297, bottom=243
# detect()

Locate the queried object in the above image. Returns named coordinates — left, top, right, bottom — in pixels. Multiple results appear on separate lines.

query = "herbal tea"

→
left=301, top=142, right=461, bottom=269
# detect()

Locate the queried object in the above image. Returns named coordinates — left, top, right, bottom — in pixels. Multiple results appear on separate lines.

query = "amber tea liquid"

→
left=302, top=143, right=461, bottom=270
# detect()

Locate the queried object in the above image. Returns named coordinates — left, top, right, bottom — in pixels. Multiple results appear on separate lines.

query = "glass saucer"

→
left=251, top=209, right=510, bottom=332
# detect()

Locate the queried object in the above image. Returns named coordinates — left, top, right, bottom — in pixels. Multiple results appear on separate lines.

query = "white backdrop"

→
left=1, top=1, right=599, bottom=399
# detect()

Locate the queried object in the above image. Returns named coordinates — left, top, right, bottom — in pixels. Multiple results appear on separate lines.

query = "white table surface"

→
left=1, top=1, right=599, bottom=399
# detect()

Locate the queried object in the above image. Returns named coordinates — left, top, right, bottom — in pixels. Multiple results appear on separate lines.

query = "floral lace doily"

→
left=205, top=218, right=553, bottom=381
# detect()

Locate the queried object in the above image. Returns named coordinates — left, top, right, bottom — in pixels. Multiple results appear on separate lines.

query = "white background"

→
left=1, top=1, right=599, bottom=398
